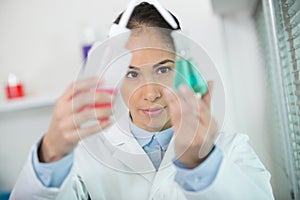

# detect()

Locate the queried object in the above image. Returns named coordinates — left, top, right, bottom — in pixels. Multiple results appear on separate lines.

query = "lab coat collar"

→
left=102, top=115, right=155, bottom=172
left=79, top=114, right=177, bottom=194
left=102, top=114, right=176, bottom=175
left=129, top=119, right=174, bottom=150
left=129, top=120, right=154, bottom=147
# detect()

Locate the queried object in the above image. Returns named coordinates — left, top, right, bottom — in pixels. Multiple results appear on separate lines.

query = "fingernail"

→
left=179, top=84, right=189, bottom=94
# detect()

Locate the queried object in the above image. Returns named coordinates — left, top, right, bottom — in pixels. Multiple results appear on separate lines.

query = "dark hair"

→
left=114, top=2, right=181, bottom=30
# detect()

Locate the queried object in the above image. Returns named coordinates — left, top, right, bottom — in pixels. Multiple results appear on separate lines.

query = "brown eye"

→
left=126, top=71, right=139, bottom=79
left=157, top=66, right=172, bottom=74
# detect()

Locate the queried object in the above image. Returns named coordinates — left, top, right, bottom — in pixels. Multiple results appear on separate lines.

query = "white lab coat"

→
left=10, top=116, right=274, bottom=200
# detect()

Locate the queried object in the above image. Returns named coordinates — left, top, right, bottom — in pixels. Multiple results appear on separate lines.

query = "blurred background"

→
left=0, top=0, right=299, bottom=199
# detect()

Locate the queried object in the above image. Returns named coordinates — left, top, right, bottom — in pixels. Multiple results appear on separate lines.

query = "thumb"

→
left=202, top=81, right=214, bottom=109
left=164, top=87, right=181, bottom=129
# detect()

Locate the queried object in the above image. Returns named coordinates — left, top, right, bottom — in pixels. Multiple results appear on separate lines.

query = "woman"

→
left=10, top=2, right=274, bottom=200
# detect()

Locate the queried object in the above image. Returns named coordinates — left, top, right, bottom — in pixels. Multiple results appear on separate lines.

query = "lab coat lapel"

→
left=160, top=137, right=176, bottom=169
left=149, top=137, right=177, bottom=196
left=102, top=115, right=177, bottom=191
left=103, top=115, right=156, bottom=173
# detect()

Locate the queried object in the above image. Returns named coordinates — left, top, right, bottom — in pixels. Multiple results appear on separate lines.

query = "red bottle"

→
left=5, top=74, right=25, bottom=99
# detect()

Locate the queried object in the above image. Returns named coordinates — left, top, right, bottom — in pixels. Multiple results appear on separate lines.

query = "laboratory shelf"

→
left=0, top=94, right=59, bottom=114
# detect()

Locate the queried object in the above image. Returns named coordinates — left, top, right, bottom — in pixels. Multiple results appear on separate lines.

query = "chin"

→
left=145, top=123, right=166, bottom=132
left=144, top=118, right=170, bottom=132
left=132, top=111, right=171, bottom=131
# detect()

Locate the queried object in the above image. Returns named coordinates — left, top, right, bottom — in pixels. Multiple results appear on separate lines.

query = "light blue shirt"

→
left=129, top=121, right=173, bottom=170
left=32, top=139, right=73, bottom=188
left=32, top=122, right=223, bottom=191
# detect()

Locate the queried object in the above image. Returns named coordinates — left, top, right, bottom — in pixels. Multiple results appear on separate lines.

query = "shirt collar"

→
left=129, top=120, right=173, bottom=150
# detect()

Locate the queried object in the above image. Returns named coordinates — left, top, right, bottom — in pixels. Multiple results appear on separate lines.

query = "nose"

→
left=142, top=83, right=161, bottom=102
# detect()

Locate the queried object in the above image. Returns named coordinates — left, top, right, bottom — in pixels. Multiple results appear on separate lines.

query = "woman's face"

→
left=121, top=30, right=176, bottom=132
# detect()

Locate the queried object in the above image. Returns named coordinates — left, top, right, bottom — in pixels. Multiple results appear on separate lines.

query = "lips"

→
left=141, top=106, right=166, bottom=117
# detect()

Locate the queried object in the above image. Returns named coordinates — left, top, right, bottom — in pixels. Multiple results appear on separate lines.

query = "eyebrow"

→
left=129, top=59, right=175, bottom=70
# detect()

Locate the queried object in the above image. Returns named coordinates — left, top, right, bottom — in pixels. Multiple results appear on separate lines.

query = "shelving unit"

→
left=0, top=94, right=59, bottom=114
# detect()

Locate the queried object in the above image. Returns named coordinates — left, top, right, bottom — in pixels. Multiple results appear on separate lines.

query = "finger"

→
left=72, top=91, right=113, bottom=112
left=197, top=118, right=218, bottom=147
left=165, top=86, right=199, bottom=123
left=61, top=77, right=102, bottom=101
left=164, top=87, right=199, bottom=134
left=73, top=78, right=104, bottom=97
left=202, top=81, right=214, bottom=109
left=164, top=87, right=182, bottom=123
left=76, top=120, right=112, bottom=140
left=178, top=84, right=198, bottom=109
left=198, top=100, right=213, bottom=126
left=74, top=107, right=113, bottom=126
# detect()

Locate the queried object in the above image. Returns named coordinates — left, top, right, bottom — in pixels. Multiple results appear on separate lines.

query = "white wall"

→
left=220, top=13, right=291, bottom=199
left=0, top=0, right=128, bottom=99
left=0, top=0, right=228, bottom=192
left=221, top=14, right=271, bottom=169
left=0, top=0, right=226, bottom=100
left=0, top=106, right=53, bottom=192
left=0, top=0, right=283, bottom=198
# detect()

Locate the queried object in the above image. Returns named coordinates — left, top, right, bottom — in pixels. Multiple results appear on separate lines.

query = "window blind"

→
left=255, top=0, right=300, bottom=199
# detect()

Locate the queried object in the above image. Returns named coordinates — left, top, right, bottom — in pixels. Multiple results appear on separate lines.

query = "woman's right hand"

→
left=38, top=77, right=113, bottom=163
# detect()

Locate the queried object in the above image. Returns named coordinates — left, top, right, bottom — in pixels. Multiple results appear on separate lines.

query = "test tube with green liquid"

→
left=173, top=58, right=208, bottom=96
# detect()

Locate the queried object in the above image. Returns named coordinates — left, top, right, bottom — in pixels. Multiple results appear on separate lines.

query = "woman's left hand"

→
left=164, top=81, right=218, bottom=169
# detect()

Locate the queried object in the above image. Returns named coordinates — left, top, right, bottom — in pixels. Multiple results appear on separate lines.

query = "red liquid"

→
left=95, top=88, right=117, bottom=95
left=6, top=84, right=25, bottom=99
left=79, top=88, right=115, bottom=122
